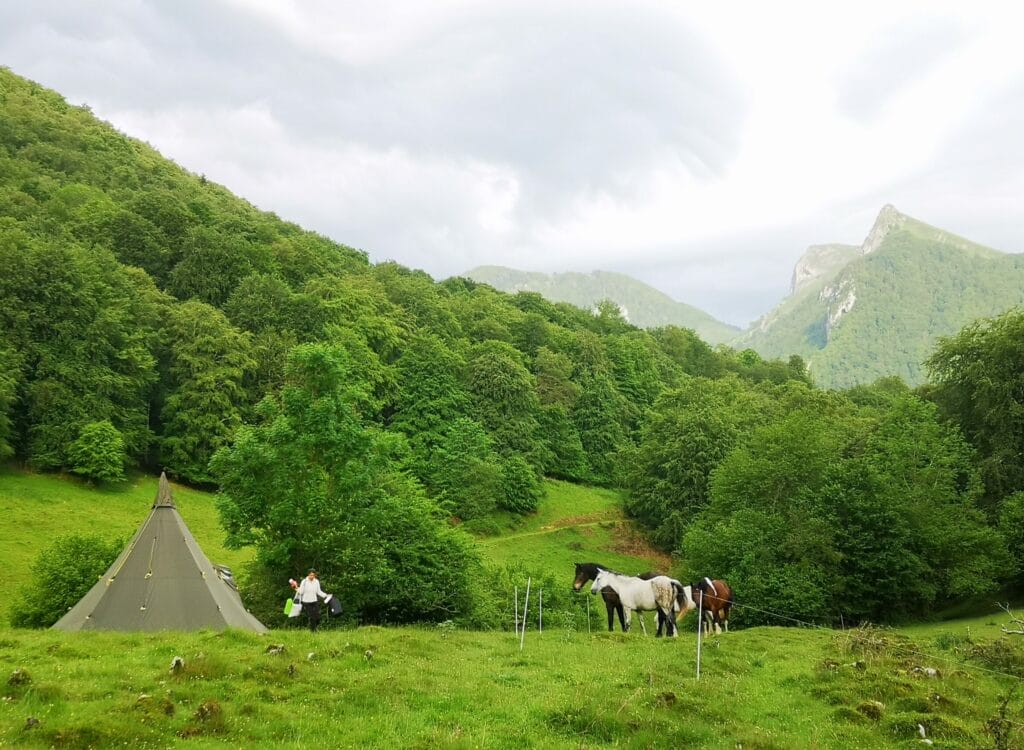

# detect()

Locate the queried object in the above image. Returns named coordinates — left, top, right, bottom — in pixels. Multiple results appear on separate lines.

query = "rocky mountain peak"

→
left=790, top=243, right=860, bottom=295
left=860, top=204, right=907, bottom=255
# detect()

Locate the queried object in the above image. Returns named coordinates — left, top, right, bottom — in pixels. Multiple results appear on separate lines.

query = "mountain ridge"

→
left=736, top=205, right=1024, bottom=388
left=460, top=266, right=740, bottom=344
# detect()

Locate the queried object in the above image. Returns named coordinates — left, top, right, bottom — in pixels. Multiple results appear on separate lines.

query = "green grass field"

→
left=1, top=467, right=1023, bottom=748
left=2, top=621, right=1022, bottom=748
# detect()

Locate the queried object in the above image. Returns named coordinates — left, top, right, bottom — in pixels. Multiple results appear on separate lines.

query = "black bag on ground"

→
left=326, top=595, right=343, bottom=616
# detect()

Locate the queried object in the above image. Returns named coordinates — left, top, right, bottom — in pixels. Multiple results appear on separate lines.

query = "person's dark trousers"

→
left=306, top=601, right=322, bottom=632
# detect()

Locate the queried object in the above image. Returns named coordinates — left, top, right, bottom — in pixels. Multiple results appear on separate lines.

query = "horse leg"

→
left=658, top=607, right=670, bottom=637
left=616, top=603, right=626, bottom=632
left=623, top=608, right=632, bottom=633
left=605, top=601, right=615, bottom=632
left=638, top=613, right=647, bottom=635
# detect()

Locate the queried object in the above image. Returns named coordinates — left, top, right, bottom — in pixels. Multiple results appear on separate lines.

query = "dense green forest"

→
left=2, top=67, right=1022, bottom=629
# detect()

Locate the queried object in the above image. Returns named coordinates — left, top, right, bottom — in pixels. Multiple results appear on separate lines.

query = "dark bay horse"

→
left=679, top=577, right=734, bottom=634
left=572, top=562, right=662, bottom=633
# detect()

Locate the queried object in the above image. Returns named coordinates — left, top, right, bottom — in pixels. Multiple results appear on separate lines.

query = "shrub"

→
left=499, top=455, right=543, bottom=514
left=10, top=534, right=122, bottom=627
left=67, top=420, right=127, bottom=482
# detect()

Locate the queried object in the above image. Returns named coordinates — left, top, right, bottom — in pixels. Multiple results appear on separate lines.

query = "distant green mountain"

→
left=462, top=266, right=739, bottom=344
left=735, top=205, right=1024, bottom=388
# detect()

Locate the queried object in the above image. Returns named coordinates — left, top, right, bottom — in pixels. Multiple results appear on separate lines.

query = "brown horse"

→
left=572, top=562, right=662, bottom=633
left=678, top=577, right=733, bottom=634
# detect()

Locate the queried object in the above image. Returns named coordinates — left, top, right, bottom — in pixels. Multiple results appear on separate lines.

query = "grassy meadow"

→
left=1, top=467, right=1023, bottom=748
left=3, top=618, right=1023, bottom=748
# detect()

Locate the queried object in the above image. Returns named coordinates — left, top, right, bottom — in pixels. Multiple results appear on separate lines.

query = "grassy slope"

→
left=478, top=479, right=672, bottom=576
left=2, top=471, right=1023, bottom=748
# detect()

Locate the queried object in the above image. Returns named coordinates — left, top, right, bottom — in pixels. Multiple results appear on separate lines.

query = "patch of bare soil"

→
left=539, top=512, right=617, bottom=532
left=610, top=522, right=673, bottom=568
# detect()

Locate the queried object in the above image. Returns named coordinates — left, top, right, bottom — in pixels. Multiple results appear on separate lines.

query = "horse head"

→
left=573, top=562, right=600, bottom=592
left=589, top=568, right=610, bottom=595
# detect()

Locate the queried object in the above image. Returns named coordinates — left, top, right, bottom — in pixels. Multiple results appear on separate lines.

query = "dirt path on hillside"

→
left=479, top=517, right=673, bottom=569
left=477, top=520, right=610, bottom=543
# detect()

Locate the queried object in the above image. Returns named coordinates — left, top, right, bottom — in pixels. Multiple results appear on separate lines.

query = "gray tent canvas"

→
left=53, top=473, right=267, bottom=633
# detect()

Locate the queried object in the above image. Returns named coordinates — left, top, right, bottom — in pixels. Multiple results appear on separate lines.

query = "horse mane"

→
left=577, top=562, right=624, bottom=576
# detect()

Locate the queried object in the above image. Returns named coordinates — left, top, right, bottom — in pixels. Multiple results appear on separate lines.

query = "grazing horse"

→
left=572, top=562, right=662, bottom=633
left=590, top=568, right=688, bottom=637
left=679, top=577, right=734, bottom=634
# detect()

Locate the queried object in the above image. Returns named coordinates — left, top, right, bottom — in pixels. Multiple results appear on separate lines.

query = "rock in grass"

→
left=169, top=656, right=184, bottom=675
left=8, top=669, right=31, bottom=686
left=23, top=717, right=39, bottom=731
left=265, top=644, right=286, bottom=655
left=855, top=700, right=885, bottom=721
left=194, top=700, right=222, bottom=722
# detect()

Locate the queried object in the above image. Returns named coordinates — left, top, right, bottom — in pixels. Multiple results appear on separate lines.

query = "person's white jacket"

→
left=296, top=577, right=329, bottom=604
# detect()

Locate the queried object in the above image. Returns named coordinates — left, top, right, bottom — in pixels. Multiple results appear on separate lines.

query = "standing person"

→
left=291, top=569, right=330, bottom=632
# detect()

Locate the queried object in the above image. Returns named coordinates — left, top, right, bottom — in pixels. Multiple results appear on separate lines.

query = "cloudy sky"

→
left=3, top=1, right=1023, bottom=325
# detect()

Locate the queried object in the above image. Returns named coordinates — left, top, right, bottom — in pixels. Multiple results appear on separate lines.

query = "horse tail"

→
left=670, top=579, right=693, bottom=610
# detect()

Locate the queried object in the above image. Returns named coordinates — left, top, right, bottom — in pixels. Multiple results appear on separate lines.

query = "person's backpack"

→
left=326, top=595, right=343, bottom=616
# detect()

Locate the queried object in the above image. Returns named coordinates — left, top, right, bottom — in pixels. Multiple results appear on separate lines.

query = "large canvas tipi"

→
left=53, top=473, right=267, bottom=632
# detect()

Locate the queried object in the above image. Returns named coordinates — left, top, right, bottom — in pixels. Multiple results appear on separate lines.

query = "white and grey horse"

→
left=590, top=568, right=692, bottom=637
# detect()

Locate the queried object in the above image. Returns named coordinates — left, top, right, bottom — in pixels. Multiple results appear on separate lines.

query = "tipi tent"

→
left=53, top=472, right=267, bottom=632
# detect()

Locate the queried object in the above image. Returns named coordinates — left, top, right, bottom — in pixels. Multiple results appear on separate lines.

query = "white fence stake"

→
left=539, top=589, right=543, bottom=633
left=586, top=595, right=591, bottom=633
left=696, top=594, right=704, bottom=680
left=520, top=577, right=531, bottom=651
left=514, top=586, right=519, bottom=638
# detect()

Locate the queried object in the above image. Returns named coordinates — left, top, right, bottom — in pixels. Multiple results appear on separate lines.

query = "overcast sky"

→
left=3, top=1, right=1023, bottom=325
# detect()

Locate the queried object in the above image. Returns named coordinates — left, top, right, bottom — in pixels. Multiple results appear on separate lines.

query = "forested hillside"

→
left=737, top=206, right=1024, bottom=388
left=0, top=68, right=807, bottom=626
left=464, top=265, right=739, bottom=344
left=2, top=68, right=1022, bottom=632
